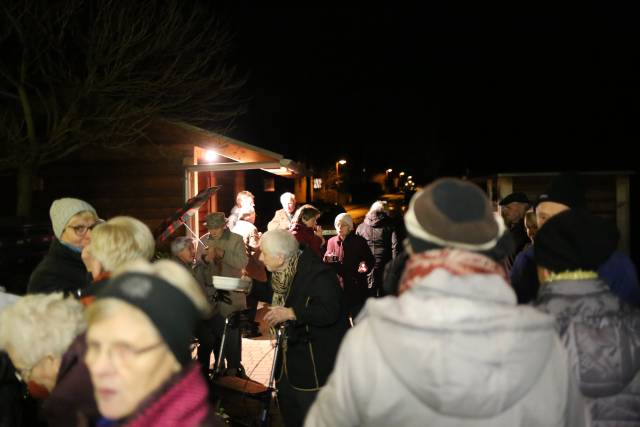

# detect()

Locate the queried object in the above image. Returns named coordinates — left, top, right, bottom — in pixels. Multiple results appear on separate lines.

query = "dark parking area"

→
left=0, top=218, right=53, bottom=295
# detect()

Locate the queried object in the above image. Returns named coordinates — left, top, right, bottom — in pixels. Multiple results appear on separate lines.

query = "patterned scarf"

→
left=398, top=248, right=508, bottom=294
left=271, top=250, right=301, bottom=307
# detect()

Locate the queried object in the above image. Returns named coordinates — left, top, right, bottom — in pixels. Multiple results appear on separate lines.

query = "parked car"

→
left=0, top=218, right=54, bottom=294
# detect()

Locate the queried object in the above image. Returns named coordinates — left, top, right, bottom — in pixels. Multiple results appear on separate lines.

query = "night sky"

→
left=220, top=5, right=638, bottom=184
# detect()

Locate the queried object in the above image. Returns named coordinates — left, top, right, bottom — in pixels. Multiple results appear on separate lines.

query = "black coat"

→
left=27, top=239, right=89, bottom=295
left=278, top=248, right=350, bottom=390
left=356, top=211, right=399, bottom=292
left=355, top=211, right=398, bottom=264
left=325, top=233, right=375, bottom=309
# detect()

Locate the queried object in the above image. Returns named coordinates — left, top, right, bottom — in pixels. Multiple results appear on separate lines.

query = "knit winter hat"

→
left=404, top=178, right=506, bottom=252
left=534, top=209, right=618, bottom=273
left=334, top=213, right=354, bottom=230
left=535, top=172, right=587, bottom=209
left=50, top=198, right=97, bottom=239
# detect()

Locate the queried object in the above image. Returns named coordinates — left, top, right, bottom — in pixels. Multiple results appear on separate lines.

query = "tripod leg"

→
left=215, top=316, right=230, bottom=376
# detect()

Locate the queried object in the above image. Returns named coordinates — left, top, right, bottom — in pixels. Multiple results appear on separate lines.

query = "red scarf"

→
left=122, top=363, right=210, bottom=427
left=398, top=249, right=508, bottom=295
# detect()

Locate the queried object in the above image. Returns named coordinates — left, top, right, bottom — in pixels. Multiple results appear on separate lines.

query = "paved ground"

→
left=242, top=335, right=275, bottom=386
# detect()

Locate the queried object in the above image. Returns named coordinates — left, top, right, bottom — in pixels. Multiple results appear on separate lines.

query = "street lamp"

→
left=336, top=159, right=347, bottom=177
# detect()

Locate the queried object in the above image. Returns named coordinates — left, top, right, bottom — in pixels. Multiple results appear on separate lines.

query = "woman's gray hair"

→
left=170, top=236, right=194, bottom=255
left=335, top=213, right=354, bottom=231
left=260, top=229, right=299, bottom=261
left=0, top=293, right=86, bottom=368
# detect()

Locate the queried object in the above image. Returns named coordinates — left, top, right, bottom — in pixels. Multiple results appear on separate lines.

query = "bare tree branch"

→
left=1, top=0, right=246, bottom=214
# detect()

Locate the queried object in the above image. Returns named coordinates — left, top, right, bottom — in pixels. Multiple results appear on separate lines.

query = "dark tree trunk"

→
left=16, top=165, right=34, bottom=217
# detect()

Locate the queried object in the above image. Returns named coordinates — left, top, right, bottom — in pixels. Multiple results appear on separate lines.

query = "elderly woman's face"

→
left=7, top=348, right=60, bottom=393
left=336, top=221, right=351, bottom=239
left=60, top=211, right=98, bottom=249
left=259, top=247, right=285, bottom=272
left=85, top=303, right=180, bottom=420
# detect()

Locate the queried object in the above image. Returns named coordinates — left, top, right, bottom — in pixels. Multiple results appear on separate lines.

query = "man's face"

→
left=500, top=202, right=526, bottom=227
left=535, top=201, right=569, bottom=228
left=177, top=244, right=195, bottom=264
left=207, top=226, right=225, bottom=240
left=283, top=197, right=296, bottom=214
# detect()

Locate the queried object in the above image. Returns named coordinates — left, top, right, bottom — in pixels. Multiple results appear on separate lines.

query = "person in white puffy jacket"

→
left=305, top=178, right=589, bottom=427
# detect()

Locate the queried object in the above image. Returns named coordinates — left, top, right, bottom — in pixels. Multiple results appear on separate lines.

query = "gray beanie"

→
left=50, top=198, right=97, bottom=239
left=404, top=178, right=505, bottom=252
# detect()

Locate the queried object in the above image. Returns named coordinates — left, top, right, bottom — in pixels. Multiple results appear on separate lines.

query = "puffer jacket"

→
left=305, top=269, right=588, bottom=427
left=535, top=278, right=640, bottom=426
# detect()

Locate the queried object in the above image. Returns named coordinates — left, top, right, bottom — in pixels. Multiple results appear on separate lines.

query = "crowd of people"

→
left=1, top=172, right=639, bottom=427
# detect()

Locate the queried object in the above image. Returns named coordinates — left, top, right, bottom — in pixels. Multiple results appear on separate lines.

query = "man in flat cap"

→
left=194, top=212, right=249, bottom=378
left=510, top=172, right=640, bottom=305
left=499, top=192, right=531, bottom=272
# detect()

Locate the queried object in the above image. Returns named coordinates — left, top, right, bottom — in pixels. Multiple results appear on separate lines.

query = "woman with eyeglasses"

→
left=0, top=292, right=99, bottom=427
left=84, top=259, right=223, bottom=426
left=27, top=197, right=100, bottom=295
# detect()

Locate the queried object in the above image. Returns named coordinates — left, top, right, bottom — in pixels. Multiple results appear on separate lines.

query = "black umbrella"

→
left=154, top=186, right=220, bottom=245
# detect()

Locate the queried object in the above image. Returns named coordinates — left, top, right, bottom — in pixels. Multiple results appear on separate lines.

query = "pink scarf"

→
left=398, top=249, right=508, bottom=295
left=123, top=363, right=210, bottom=427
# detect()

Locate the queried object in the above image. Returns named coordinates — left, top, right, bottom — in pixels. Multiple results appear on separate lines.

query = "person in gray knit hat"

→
left=27, top=198, right=99, bottom=295
left=306, top=177, right=587, bottom=427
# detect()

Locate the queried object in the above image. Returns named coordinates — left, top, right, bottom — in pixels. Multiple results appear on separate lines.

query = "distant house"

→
left=30, top=121, right=307, bottom=245
left=476, top=171, right=633, bottom=253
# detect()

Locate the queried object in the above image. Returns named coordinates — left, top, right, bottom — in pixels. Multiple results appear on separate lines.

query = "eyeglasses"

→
left=85, top=341, right=164, bottom=368
left=13, top=365, right=33, bottom=383
left=66, top=222, right=99, bottom=236
left=12, top=355, right=46, bottom=383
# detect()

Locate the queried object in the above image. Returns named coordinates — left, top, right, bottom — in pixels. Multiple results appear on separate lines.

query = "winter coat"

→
left=305, top=270, right=588, bottom=427
left=277, top=248, right=350, bottom=390
left=324, top=233, right=374, bottom=310
left=504, top=220, right=530, bottom=272
left=510, top=247, right=640, bottom=305
left=290, top=223, right=324, bottom=259
left=195, top=229, right=248, bottom=278
left=194, top=229, right=248, bottom=317
left=535, top=278, right=640, bottom=426
left=355, top=212, right=398, bottom=292
left=27, top=239, right=89, bottom=295
left=43, top=333, right=99, bottom=427
left=267, top=208, right=294, bottom=231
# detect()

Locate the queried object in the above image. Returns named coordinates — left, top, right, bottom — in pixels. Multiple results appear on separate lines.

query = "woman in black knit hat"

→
left=534, top=209, right=640, bottom=426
